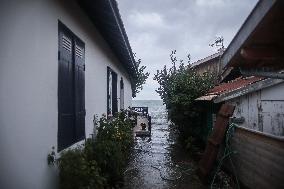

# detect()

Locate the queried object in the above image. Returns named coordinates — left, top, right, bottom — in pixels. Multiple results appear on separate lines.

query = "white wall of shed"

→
left=0, top=0, right=132, bottom=188
left=228, top=82, right=284, bottom=136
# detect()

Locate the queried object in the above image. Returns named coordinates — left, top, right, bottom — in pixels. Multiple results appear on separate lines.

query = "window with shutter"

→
left=74, top=39, right=85, bottom=143
left=111, top=71, right=118, bottom=114
left=107, top=67, right=118, bottom=116
left=58, top=21, right=85, bottom=151
left=107, top=67, right=112, bottom=116
left=120, top=77, right=124, bottom=110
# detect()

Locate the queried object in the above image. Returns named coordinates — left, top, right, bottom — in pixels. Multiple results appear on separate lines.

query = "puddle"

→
left=123, top=122, right=205, bottom=189
left=126, top=101, right=205, bottom=188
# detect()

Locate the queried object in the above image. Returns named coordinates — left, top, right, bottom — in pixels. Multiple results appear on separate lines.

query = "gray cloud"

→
left=117, top=0, right=258, bottom=100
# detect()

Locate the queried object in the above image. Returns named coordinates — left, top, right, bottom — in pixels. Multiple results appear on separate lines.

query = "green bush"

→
left=57, top=110, right=134, bottom=189
left=132, top=55, right=150, bottom=97
left=154, top=50, right=215, bottom=142
left=94, top=111, right=133, bottom=186
left=58, top=140, right=105, bottom=189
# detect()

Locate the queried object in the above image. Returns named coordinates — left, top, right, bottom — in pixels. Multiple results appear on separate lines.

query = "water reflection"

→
left=124, top=100, right=204, bottom=189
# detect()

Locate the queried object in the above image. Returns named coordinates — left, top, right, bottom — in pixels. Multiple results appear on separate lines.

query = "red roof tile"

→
left=208, top=76, right=264, bottom=95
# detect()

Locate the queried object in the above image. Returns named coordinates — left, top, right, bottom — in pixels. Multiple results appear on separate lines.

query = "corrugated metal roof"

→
left=209, top=76, right=264, bottom=95
left=196, top=76, right=265, bottom=101
left=195, top=94, right=217, bottom=101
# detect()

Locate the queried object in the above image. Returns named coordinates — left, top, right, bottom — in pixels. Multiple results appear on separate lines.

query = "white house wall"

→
left=228, top=82, right=284, bottom=136
left=0, top=0, right=132, bottom=188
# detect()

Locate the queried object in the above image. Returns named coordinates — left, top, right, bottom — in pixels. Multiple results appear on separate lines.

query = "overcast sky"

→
left=117, top=0, right=258, bottom=100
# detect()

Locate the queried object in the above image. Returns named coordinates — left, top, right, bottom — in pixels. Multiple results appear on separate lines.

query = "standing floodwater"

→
left=124, top=100, right=204, bottom=189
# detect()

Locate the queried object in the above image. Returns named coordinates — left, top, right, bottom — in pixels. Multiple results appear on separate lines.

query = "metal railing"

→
left=131, top=107, right=148, bottom=116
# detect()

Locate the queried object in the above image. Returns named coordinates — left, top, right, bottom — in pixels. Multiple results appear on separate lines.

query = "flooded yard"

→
left=124, top=100, right=205, bottom=189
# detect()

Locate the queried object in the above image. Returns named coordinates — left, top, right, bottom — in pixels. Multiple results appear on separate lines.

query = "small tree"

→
left=154, top=50, right=215, bottom=141
left=132, top=53, right=150, bottom=97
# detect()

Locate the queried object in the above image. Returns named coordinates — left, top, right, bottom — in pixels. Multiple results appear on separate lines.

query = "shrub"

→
left=94, top=110, right=133, bottom=186
left=154, top=50, right=215, bottom=142
left=58, top=140, right=105, bottom=189
left=57, top=110, right=134, bottom=189
left=132, top=54, right=150, bottom=97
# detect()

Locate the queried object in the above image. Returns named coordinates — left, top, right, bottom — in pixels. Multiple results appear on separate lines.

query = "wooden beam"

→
left=221, top=0, right=277, bottom=67
left=240, top=47, right=281, bottom=60
left=240, top=68, right=284, bottom=79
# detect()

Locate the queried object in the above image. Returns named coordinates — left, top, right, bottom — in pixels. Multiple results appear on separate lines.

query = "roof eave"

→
left=214, top=78, right=284, bottom=103
left=221, top=0, right=277, bottom=68
left=78, top=0, right=137, bottom=80
left=191, top=50, right=224, bottom=68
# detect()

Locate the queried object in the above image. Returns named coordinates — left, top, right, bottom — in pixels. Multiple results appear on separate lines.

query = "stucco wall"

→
left=0, top=0, right=132, bottom=188
left=228, top=82, right=284, bottom=136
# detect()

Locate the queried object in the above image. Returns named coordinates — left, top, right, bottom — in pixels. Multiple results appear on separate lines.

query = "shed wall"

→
left=223, top=82, right=284, bottom=188
left=194, top=58, right=221, bottom=76
left=229, top=82, right=284, bottom=136
left=226, top=127, right=284, bottom=189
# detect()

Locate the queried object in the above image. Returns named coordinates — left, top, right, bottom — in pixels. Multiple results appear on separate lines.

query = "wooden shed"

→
left=198, top=0, right=284, bottom=188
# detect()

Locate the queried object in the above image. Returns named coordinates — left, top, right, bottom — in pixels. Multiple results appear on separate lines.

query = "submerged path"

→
left=124, top=120, right=205, bottom=189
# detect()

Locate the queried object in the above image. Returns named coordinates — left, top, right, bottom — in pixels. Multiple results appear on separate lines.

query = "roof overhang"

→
left=214, top=78, right=284, bottom=103
left=197, top=78, right=283, bottom=103
left=78, top=0, right=137, bottom=81
left=191, top=50, right=224, bottom=68
left=221, top=0, right=284, bottom=73
left=195, top=94, right=217, bottom=101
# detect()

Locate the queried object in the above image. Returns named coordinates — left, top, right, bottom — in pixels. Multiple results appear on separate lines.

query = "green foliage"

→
left=154, top=50, right=215, bottom=141
left=94, top=110, right=133, bottom=186
left=57, top=110, right=134, bottom=189
left=132, top=54, right=150, bottom=97
left=58, top=140, right=105, bottom=189
left=185, top=136, right=195, bottom=151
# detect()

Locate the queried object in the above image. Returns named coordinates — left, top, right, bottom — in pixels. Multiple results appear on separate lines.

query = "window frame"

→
left=58, top=21, right=85, bottom=152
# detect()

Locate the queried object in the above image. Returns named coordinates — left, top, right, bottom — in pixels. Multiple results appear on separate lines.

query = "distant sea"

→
left=132, top=100, right=168, bottom=125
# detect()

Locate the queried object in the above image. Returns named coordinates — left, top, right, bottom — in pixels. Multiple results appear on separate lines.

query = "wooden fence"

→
left=223, top=126, right=284, bottom=189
